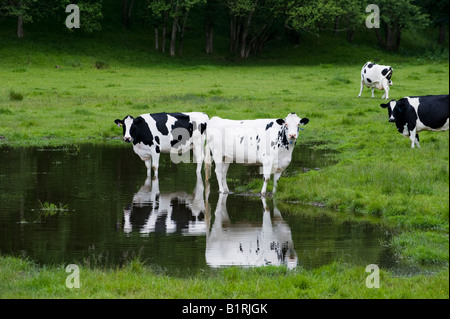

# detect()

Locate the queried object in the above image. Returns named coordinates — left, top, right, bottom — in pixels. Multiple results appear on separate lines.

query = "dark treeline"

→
left=0, top=0, right=448, bottom=57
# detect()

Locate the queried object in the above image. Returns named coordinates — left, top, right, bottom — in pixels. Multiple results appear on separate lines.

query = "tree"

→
left=331, top=0, right=367, bottom=42
left=374, top=0, right=429, bottom=51
left=285, top=0, right=344, bottom=35
left=147, top=0, right=204, bottom=57
left=0, top=0, right=37, bottom=37
left=147, top=0, right=171, bottom=52
left=419, top=0, right=449, bottom=44
left=204, top=0, right=220, bottom=54
left=228, top=0, right=284, bottom=58
left=0, top=0, right=103, bottom=37
left=122, top=0, right=135, bottom=29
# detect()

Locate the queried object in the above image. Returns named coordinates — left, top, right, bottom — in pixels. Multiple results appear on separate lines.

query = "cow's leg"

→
left=144, top=160, right=152, bottom=178
left=358, top=79, right=364, bottom=97
left=221, top=163, right=230, bottom=193
left=371, top=88, right=375, bottom=98
left=414, top=133, right=421, bottom=148
left=192, top=131, right=204, bottom=174
left=151, top=151, right=160, bottom=179
left=215, top=162, right=225, bottom=193
left=382, top=82, right=389, bottom=100
left=260, top=163, right=272, bottom=196
left=272, top=171, right=282, bottom=194
left=409, top=129, right=417, bottom=148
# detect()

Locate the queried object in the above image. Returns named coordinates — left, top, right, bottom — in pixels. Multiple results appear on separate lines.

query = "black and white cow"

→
left=358, top=61, right=393, bottom=100
left=205, top=113, right=309, bottom=195
left=114, top=112, right=209, bottom=178
left=380, top=95, right=449, bottom=148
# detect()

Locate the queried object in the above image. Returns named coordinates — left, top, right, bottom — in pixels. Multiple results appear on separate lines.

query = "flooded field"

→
left=0, top=144, right=395, bottom=274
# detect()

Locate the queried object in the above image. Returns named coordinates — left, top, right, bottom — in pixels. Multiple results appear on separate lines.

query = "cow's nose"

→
left=289, top=134, right=297, bottom=139
left=124, top=137, right=131, bottom=143
left=389, top=117, right=395, bottom=123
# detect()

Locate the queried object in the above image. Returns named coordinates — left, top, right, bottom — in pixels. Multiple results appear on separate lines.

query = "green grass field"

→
left=0, top=24, right=448, bottom=299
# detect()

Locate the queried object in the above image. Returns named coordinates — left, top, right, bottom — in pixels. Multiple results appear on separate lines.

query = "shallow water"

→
left=0, top=144, right=395, bottom=274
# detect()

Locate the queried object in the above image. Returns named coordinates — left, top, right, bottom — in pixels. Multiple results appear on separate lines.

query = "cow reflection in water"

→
left=123, top=175, right=206, bottom=236
left=206, top=194, right=297, bottom=269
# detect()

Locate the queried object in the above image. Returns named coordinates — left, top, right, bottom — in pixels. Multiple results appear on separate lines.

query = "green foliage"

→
left=286, top=0, right=347, bottom=34
left=38, top=200, right=69, bottom=217
left=377, top=0, right=429, bottom=29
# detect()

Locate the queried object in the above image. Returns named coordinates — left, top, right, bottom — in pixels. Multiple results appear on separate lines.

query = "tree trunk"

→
left=230, top=16, right=236, bottom=52
left=374, top=24, right=387, bottom=49
left=239, top=0, right=258, bottom=58
left=122, top=0, right=135, bottom=29
left=128, top=0, right=135, bottom=27
left=438, top=24, right=446, bottom=44
left=234, top=17, right=242, bottom=53
left=206, top=27, right=213, bottom=54
left=393, top=28, right=402, bottom=51
left=122, top=0, right=128, bottom=28
left=346, top=29, right=355, bottom=42
left=162, top=13, right=168, bottom=53
left=17, top=15, right=24, bottom=38
left=155, top=27, right=159, bottom=51
left=170, top=5, right=180, bottom=57
left=179, top=8, right=190, bottom=56
left=334, top=17, right=339, bottom=36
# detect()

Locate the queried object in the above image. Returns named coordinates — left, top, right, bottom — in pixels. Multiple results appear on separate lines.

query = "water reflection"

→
left=205, top=194, right=297, bottom=269
left=122, top=175, right=297, bottom=269
left=124, top=174, right=206, bottom=236
left=0, top=145, right=394, bottom=273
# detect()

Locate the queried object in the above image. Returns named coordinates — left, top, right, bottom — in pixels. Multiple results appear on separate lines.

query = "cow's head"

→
left=114, top=115, right=134, bottom=143
left=387, top=67, right=393, bottom=86
left=380, top=100, right=397, bottom=122
left=278, top=113, right=309, bottom=143
left=380, top=99, right=407, bottom=132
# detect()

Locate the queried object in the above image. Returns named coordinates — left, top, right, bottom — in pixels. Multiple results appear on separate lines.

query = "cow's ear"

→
left=380, top=103, right=389, bottom=108
left=114, top=119, right=123, bottom=127
left=300, top=118, right=309, bottom=125
left=276, top=119, right=285, bottom=125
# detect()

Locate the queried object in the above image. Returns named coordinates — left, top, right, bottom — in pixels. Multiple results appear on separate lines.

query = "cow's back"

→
left=207, top=117, right=281, bottom=164
left=416, top=95, right=450, bottom=130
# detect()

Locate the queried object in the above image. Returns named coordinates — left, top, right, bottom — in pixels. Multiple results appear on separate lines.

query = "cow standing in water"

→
left=358, top=61, right=393, bottom=100
left=114, top=112, right=208, bottom=179
left=205, top=113, right=309, bottom=196
left=380, top=95, right=449, bottom=148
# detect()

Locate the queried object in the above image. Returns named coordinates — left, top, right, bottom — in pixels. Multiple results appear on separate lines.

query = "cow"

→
left=380, top=95, right=449, bottom=148
left=114, top=112, right=209, bottom=178
left=205, top=194, right=297, bottom=269
left=205, top=113, right=309, bottom=196
left=358, top=61, right=393, bottom=100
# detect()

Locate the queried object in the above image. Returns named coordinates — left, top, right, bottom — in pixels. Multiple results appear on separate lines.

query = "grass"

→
left=0, top=23, right=448, bottom=298
left=0, top=256, right=448, bottom=299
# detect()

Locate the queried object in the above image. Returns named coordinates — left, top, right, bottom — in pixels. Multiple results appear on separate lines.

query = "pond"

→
left=0, top=144, right=396, bottom=274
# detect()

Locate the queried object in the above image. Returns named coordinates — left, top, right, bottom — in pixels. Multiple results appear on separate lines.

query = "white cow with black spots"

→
left=358, top=61, right=393, bottom=100
left=205, top=113, right=309, bottom=196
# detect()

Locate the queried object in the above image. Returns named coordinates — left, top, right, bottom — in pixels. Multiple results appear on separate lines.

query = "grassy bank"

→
left=0, top=26, right=448, bottom=298
left=0, top=256, right=448, bottom=298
